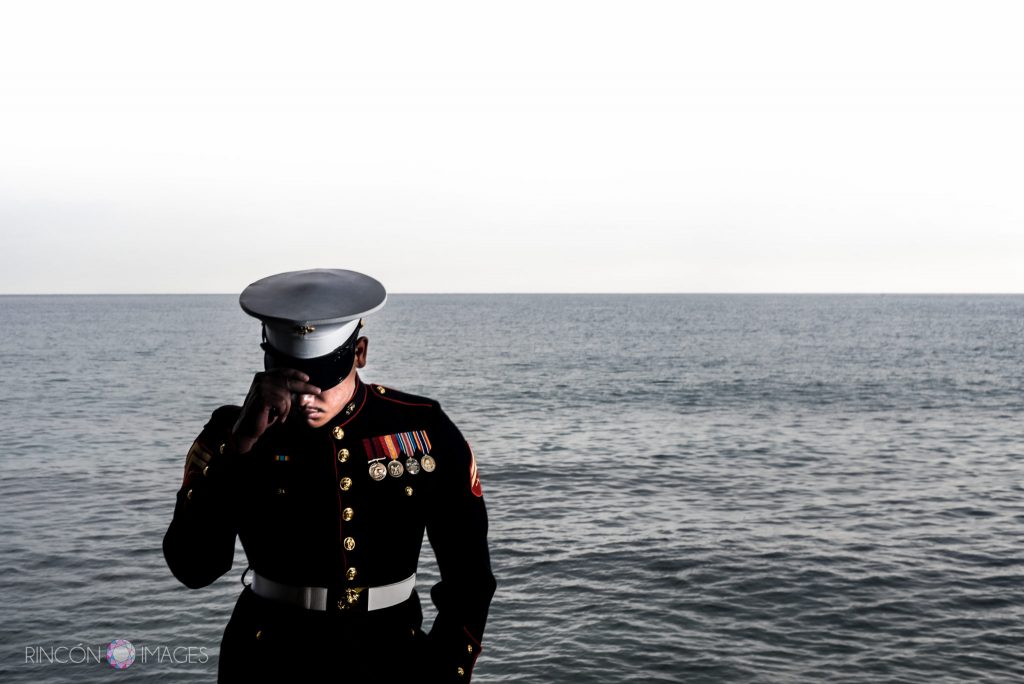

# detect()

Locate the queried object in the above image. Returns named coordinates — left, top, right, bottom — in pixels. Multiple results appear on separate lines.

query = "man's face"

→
left=293, top=336, right=367, bottom=428
left=296, top=381, right=349, bottom=427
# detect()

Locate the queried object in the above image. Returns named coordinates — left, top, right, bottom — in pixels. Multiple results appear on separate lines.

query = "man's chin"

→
left=301, top=411, right=328, bottom=427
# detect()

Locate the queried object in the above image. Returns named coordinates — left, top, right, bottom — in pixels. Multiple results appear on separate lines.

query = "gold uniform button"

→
left=344, top=537, right=356, bottom=551
left=376, top=385, right=386, bottom=394
left=342, top=507, right=354, bottom=521
left=457, top=666, right=465, bottom=677
left=186, top=489, right=193, bottom=500
left=332, top=425, right=345, bottom=440
left=202, top=465, right=209, bottom=477
left=346, top=567, right=358, bottom=581
left=219, top=442, right=227, bottom=455
left=467, top=644, right=474, bottom=654
left=339, top=477, right=352, bottom=491
left=405, top=486, right=414, bottom=496
left=255, top=630, right=262, bottom=640
left=338, top=448, right=350, bottom=463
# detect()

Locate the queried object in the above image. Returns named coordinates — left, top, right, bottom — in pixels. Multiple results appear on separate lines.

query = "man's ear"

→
left=354, top=336, right=369, bottom=368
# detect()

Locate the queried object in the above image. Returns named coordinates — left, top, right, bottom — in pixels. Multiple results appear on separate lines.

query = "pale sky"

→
left=1, top=1, right=1022, bottom=293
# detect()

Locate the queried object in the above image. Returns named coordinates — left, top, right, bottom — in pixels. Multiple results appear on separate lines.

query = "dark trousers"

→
left=218, top=585, right=430, bottom=683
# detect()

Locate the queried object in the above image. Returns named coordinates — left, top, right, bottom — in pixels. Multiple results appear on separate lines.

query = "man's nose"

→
left=297, top=393, right=315, bottom=406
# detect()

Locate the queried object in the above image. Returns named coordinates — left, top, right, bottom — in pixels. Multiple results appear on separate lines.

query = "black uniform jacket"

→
left=163, top=374, right=496, bottom=682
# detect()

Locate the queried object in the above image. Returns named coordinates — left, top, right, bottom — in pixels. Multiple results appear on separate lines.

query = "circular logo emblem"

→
left=106, top=639, right=136, bottom=669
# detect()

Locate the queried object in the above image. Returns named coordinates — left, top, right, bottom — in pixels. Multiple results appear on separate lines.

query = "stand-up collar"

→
left=328, top=372, right=369, bottom=430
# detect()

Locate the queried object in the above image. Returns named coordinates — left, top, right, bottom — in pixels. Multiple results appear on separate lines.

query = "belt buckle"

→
left=337, top=586, right=365, bottom=611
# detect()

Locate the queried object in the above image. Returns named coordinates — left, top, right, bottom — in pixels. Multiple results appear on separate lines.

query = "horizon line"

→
left=2, top=291, right=1023, bottom=297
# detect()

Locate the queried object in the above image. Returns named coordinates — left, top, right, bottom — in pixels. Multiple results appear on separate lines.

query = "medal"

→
left=368, top=461, right=387, bottom=481
left=388, top=459, right=405, bottom=478
left=405, top=457, right=420, bottom=475
left=421, top=454, right=436, bottom=473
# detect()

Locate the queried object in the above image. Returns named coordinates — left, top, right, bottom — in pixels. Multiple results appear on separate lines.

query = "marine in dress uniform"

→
left=162, top=269, right=496, bottom=682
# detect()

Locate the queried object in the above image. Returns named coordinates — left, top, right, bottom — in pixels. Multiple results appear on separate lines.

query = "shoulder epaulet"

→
left=367, top=383, right=438, bottom=409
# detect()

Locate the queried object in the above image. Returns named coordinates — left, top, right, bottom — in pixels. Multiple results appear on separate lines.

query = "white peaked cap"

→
left=238, top=268, right=387, bottom=359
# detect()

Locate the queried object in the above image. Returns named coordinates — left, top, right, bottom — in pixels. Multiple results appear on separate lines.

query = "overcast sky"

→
left=1, top=1, right=1021, bottom=293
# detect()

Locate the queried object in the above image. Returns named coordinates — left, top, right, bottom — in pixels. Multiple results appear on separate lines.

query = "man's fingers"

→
left=265, top=368, right=320, bottom=394
left=267, top=395, right=289, bottom=424
left=279, top=368, right=311, bottom=382
left=286, top=380, right=322, bottom=396
left=242, top=367, right=318, bottom=439
left=270, top=367, right=314, bottom=382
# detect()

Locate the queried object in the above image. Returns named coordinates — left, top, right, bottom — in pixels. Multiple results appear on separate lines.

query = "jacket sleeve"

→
left=425, top=405, right=497, bottom=682
left=162, top=405, right=243, bottom=589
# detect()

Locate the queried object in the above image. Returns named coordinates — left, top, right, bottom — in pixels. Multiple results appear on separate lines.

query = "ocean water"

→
left=0, top=294, right=1022, bottom=683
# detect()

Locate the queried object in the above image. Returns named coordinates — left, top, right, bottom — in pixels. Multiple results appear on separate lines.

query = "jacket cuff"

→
left=427, top=624, right=483, bottom=682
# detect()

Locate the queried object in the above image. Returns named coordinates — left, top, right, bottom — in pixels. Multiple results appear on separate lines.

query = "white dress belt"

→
left=250, top=571, right=416, bottom=612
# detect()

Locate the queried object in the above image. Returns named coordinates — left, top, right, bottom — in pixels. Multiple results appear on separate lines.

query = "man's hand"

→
left=230, top=369, right=321, bottom=454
